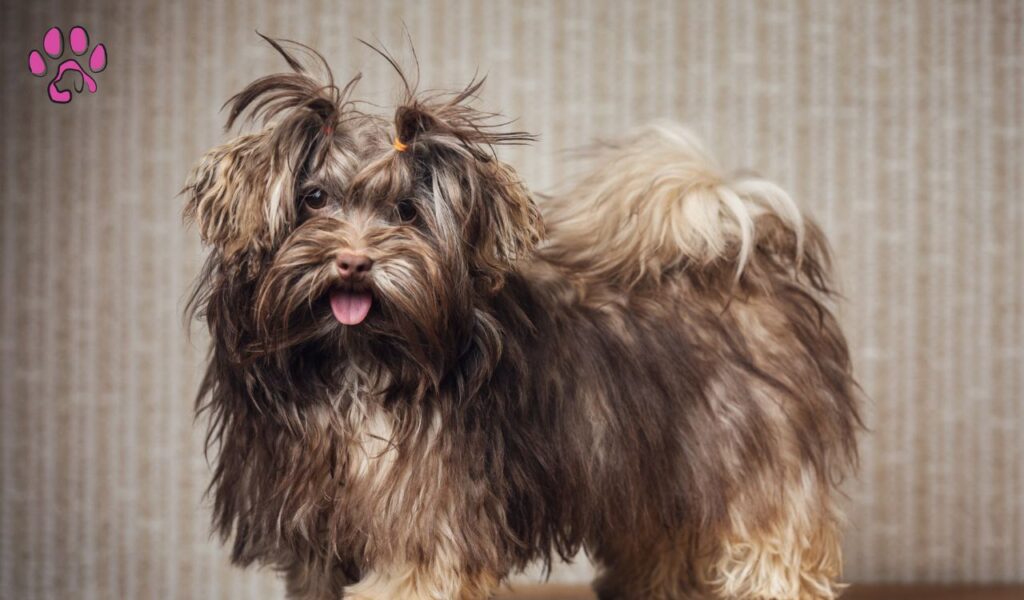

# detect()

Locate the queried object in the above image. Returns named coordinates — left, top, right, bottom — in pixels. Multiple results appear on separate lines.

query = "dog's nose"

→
left=336, top=252, right=373, bottom=279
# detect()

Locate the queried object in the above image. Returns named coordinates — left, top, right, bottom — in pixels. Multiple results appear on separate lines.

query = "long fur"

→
left=184, top=38, right=861, bottom=600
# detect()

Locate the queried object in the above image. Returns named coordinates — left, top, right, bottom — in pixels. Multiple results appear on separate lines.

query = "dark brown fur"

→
left=184, top=38, right=860, bottom=600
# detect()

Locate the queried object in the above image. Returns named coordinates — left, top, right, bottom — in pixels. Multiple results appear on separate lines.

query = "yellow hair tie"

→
left=393, top=138, right=408, bottom=152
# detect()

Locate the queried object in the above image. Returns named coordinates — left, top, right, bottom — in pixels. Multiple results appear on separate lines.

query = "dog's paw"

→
left=27, top=26, right=107, bottom=104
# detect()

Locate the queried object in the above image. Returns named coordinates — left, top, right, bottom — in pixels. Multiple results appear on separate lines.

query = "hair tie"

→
left=322, top=125, right=334, bottom=136
left=392, top=137, right=408, bottom=152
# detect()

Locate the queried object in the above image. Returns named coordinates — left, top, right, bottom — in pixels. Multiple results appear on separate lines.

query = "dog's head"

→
left=185, top=38, right=542, bottom=388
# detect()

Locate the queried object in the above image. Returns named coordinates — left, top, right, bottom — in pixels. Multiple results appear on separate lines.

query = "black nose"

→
left=336, top=252, right=373, bottom=279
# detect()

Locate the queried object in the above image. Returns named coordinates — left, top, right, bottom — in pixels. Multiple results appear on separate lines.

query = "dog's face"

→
left=185, top=43, right=542, bottom=385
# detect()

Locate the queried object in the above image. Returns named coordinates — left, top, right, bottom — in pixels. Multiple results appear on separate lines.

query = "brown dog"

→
left=184, top=38, right=861, bottom=600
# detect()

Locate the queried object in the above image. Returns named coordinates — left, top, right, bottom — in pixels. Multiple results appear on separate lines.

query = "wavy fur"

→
left=184, top=37, right=861, bottom=600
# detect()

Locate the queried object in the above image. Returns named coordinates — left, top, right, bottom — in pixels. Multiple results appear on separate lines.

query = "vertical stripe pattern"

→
left=0, top=1, right=1022, bottom=596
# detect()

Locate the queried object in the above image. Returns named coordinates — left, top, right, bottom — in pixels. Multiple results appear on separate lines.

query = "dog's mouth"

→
left=329, top=286, right=374, bottom=326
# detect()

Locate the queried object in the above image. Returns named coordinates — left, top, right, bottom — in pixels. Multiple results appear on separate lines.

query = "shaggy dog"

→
left=184, top=38, right=861, bottom=600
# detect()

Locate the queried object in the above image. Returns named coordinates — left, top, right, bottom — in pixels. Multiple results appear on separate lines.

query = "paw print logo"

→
left=27, top=26, right=107, bottom=104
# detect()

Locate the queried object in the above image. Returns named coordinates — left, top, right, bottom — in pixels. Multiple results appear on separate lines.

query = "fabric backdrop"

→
left=1, top=0, right=1022, bottom=598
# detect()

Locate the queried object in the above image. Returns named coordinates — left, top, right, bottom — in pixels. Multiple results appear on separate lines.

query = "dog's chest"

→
left=342, top=396, right=399, bottom=486
left=312, top=377, right=476, bottom=566
left=329, top=373, right=444, bottom=511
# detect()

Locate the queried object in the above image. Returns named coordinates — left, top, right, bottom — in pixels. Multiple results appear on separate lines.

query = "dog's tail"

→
left=542, top=124, right=832, bottom=293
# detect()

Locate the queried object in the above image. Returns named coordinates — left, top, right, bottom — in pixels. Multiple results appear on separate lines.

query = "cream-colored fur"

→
left=344, top=563, right=499, bottom=600
left=543, top=124, right=805, bottom=286
left=701, top=468, right=845, bottom=600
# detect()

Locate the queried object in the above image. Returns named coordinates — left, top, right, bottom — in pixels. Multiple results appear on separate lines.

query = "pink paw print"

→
left=27, top=26, right=107, bottom=104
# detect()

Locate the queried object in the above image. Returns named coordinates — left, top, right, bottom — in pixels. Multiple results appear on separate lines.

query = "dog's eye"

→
left=301, top=188, right=327, bottom=210
left=395, top=198, right=418, bottom=223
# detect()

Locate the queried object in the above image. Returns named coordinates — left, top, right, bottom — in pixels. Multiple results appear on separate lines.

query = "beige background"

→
left=1, top=0, right=1022, bottom=598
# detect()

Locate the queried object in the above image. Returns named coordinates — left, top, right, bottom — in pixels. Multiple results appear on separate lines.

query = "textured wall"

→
left=1, top=0, right=1022, bottom=598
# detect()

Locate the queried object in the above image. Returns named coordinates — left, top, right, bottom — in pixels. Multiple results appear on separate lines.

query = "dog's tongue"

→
left=329, top=290, right=373, bottom=325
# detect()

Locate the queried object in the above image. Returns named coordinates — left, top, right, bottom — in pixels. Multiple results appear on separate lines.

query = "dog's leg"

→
left=696, top=469, right=846, bottom=600
left=591, top=469, right=844, bottom=600
left=592, top=533, right=707, bottom=600
left=341, top=563, right=500, bottom=600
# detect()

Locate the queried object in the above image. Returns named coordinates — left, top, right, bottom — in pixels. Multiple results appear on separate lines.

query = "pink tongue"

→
left=329, top=290, right=373, bottom=325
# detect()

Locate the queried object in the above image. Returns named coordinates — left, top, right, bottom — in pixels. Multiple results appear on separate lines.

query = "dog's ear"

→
left=464, top=159, right=544, bottom=291
left=185, top=35, right=361, bottom=264
left=390, top=79, right=543, bottom=290
left=184, top=133, right=276, bottom=261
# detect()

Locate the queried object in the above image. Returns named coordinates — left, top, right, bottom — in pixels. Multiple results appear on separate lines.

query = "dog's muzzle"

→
left=330, top=252, right=374, bottom=325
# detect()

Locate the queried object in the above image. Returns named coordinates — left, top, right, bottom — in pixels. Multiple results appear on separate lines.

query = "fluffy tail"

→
left=542, top=124, right=830, bottom=293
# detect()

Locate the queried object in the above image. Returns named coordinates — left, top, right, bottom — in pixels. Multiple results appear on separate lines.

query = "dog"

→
left=184, top=37, right=861, bottom=600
